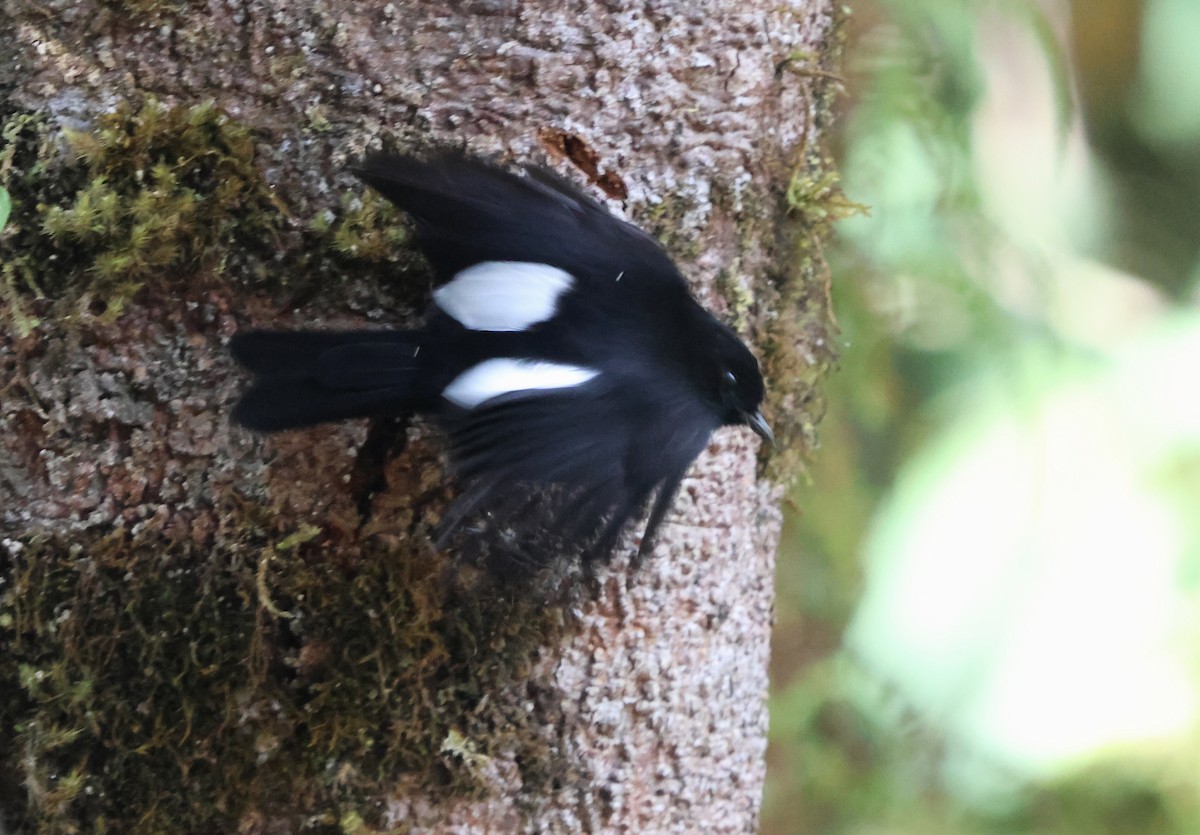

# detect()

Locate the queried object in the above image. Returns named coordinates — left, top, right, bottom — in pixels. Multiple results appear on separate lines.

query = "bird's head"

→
left=706, top=322, right=773, bottom=446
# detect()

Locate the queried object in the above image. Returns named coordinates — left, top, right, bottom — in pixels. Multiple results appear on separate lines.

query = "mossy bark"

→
left=0, top=1, right=841, bottom=832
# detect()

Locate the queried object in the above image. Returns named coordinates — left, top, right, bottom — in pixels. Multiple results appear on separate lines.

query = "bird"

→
left=230, top=153, right=772, bottom=564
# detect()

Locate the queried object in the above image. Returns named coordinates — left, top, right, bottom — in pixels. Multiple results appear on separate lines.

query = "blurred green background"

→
left=764, top=1, right=1200, bottom=832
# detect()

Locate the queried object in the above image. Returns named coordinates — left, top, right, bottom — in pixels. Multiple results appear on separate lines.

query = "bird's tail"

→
left=230, top=330, right=425, bottom=431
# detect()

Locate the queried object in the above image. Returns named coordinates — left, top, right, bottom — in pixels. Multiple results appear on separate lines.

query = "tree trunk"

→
left=0, top=1, right=840, bottom=832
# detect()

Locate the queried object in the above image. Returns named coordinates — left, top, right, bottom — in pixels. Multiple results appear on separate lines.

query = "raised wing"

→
left=352, top=153, right=685, bottom=290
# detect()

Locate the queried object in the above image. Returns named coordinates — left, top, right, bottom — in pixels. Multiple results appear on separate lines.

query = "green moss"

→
left=0, top=511, right=570, bottom=832
left=757, top=12, right=859, bottom=483
left=758, top=155, right=862, bottom=481
left=0, top=99, right=428, bottom=334
left=714, top=267, right=755, bottom=335
left=1, top=100, right=286, bottom=324
left=1, top=110, right=62, bottom=335
left=51, top=100, right=286, bottom=292
left=316, top=189, right=409, bottom=263
left=639, top=194, right=704, bottom=263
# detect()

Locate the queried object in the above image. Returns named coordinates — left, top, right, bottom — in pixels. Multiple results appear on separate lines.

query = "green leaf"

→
left=0, top=185, right=10, bottom=231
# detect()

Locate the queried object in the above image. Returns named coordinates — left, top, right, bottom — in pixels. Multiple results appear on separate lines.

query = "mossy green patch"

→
left=314, top=189, right=409, bottom=263
left=45, top=100, right=286, bottom=291
left=0, top=99, right=288, bottom=319
left=2, top=103, right=249, bottom=327
left=0, top=515, right=569, bottom=833
left=760, top=150, right=864, bottom=482
left=1, top=110, right=62, bottom=335
left=639, top=193, right=704, bottom=264
left=758, top=14, right=860, bottom=483
left=0, top=185, right=11, bottom=231
left=0, top=99, right=426, bottom=335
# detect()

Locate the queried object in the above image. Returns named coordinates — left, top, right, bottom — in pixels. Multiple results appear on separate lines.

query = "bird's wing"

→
left=437, top=378, right=716, bottom=563
left=352, top=153, right=685, bottom=291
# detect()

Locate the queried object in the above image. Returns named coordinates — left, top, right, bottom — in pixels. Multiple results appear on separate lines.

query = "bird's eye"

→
left=725, top=371, right=737, bottom=384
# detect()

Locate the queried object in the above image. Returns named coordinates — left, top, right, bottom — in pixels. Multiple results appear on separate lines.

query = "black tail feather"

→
left=231, top=378, right=411, bottom=431
left=230, top=329, right=423, bottom=431
left=230, top=330, right=407, bottom=377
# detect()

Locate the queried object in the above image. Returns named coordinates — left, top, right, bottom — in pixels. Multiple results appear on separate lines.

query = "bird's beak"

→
left=745, top=410, right=775, bottom=448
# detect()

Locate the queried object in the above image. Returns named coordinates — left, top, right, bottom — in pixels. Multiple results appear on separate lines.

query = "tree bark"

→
left=0, top=1, right=840, bottom=832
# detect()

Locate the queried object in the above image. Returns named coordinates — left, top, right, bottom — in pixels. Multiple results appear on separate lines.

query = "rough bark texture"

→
left=0, top=1, right=839, bottom=832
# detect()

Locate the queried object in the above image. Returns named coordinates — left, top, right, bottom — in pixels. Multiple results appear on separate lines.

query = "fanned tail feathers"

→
left=230, top=330, right=422, bottom=431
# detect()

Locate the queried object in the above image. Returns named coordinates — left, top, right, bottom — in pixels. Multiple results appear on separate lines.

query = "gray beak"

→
left=745, top=410, right=775, bottom=447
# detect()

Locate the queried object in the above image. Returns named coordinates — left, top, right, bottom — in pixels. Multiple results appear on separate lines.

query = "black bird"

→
left=231, top=154, right=772, bottom=562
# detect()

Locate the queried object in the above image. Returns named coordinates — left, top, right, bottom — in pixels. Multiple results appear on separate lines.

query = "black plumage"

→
left=231, top=154, right=771, bottom=563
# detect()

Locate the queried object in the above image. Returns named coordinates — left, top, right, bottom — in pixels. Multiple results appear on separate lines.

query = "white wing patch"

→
left=443, top=359, right=599, bottom=409
left=434, top=261, right=574, bottom=332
